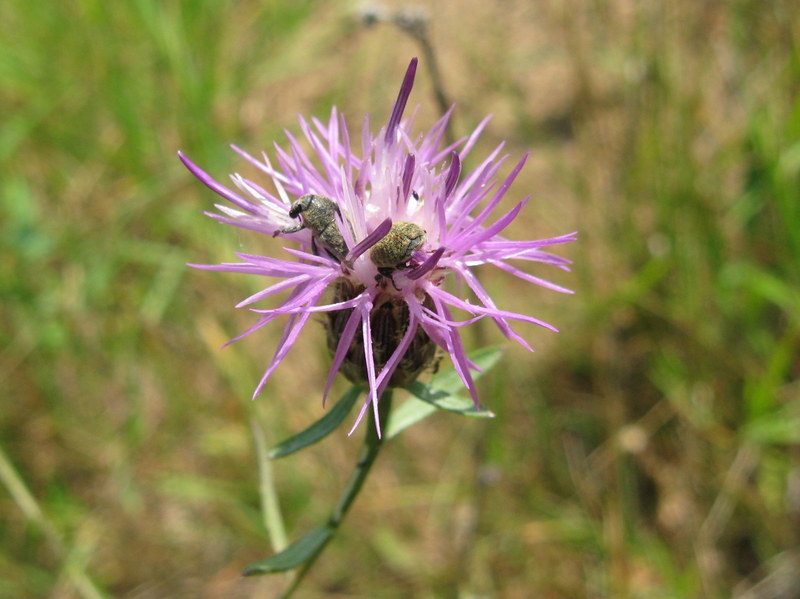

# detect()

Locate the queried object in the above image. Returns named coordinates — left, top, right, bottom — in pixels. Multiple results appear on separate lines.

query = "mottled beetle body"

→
left=369, top=221, right=426, bottom=287
left=276, top=194, right=349, bottom=262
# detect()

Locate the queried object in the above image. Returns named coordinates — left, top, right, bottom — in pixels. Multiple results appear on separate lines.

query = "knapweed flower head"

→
left=180, top=58, right=576, bottom=434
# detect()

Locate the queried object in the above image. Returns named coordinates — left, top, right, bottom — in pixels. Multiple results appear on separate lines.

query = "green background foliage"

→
left=2, top=1, right=798, bottom=597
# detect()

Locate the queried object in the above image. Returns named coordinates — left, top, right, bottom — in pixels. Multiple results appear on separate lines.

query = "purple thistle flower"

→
left=179, top=58, right=576, bottom=435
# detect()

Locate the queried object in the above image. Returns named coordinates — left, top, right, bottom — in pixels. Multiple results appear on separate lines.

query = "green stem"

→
left=279, top=390, right=394, bottom=599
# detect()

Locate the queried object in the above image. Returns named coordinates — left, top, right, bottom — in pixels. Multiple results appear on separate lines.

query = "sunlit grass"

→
left=2, top=1, right=798, bottom=597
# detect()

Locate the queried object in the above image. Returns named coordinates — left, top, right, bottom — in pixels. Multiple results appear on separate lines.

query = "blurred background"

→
left=2, top=1, right=799, bottom=597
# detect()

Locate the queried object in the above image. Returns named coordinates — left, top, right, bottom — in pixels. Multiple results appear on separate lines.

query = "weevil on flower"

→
left=369, top=221, right=427, bottom=289
left=275, top=194, right=349, bottom=263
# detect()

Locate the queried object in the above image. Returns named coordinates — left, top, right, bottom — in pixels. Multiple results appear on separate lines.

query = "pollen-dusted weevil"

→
left=369, top=221, right=426, bottom=289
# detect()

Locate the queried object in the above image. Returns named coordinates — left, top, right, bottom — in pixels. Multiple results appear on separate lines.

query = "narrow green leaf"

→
left=405, top=381, right=495, bottom=416
left=385, top=398, right=438, bottom=439
left=243, top=526, right=334, bottom=576
left=385, top=347, right=504, bottom=439
left=268, top=386, right=362, bottom=459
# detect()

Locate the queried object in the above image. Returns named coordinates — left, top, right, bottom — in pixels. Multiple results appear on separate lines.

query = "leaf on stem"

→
left=243, top=525, right=334, bottom=575
left=385, top=346, right=503, bottom=439
left=268, top=386, right=362, bottom=459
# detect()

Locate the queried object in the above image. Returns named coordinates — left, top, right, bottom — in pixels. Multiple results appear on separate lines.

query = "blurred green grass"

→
left=2, top=1, right=799, bottom=597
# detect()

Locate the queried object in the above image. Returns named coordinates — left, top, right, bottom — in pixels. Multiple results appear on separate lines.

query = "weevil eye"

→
left=289, top=196, right=314, bottom=219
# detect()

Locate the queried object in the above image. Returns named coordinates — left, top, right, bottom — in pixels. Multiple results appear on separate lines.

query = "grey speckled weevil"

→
left=276, top=194, right=348, bottom=262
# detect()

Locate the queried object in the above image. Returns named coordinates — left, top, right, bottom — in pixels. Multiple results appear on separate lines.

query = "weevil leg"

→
left=274, top=223, right=304, bottom=237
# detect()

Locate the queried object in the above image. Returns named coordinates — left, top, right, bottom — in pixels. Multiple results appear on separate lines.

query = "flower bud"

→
left=326, top=278, right=436, bottom=387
